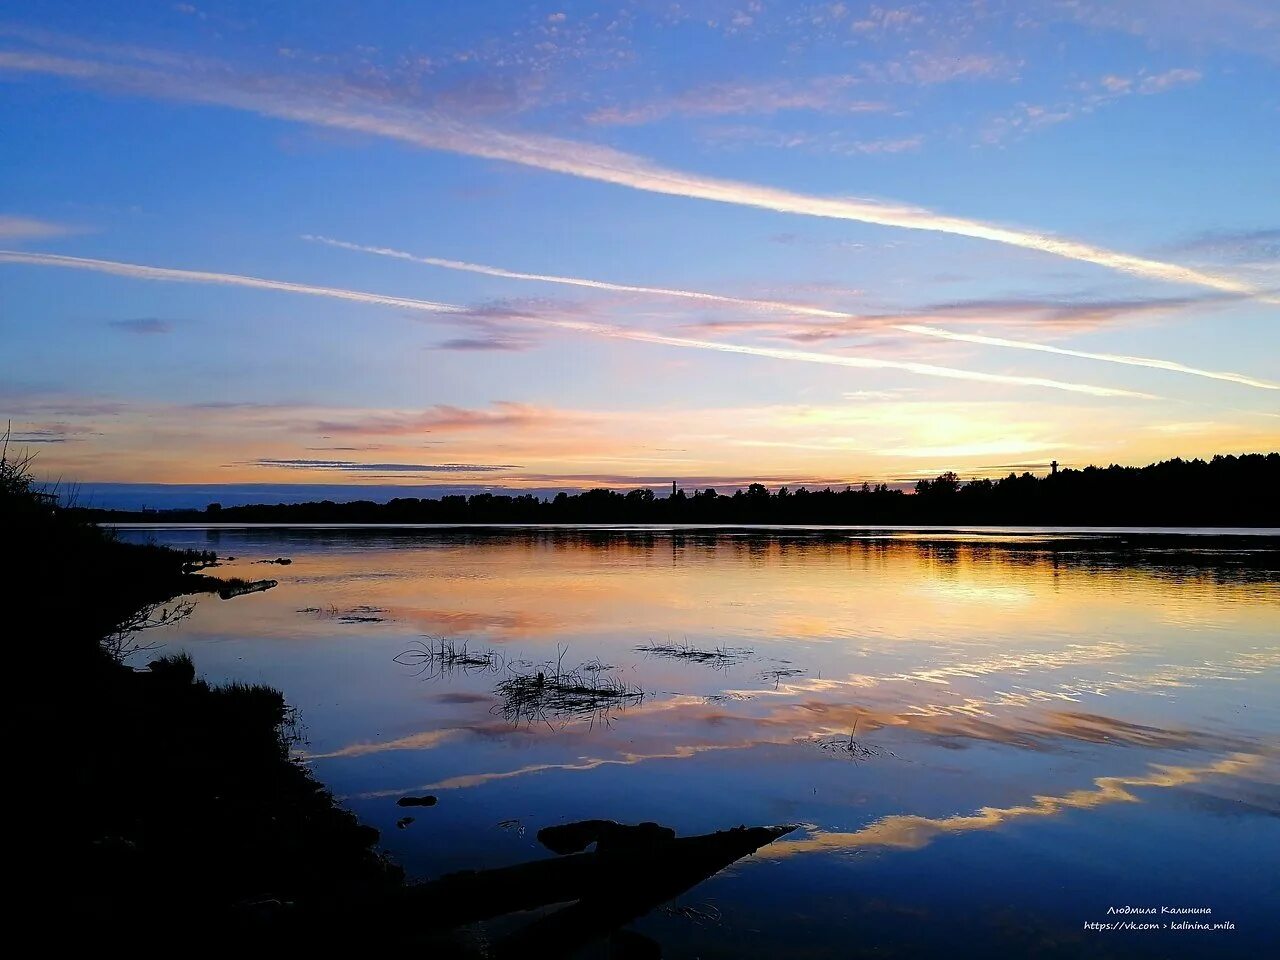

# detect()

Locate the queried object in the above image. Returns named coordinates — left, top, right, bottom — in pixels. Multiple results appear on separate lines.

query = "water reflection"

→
left=770, top=752, right=1269, bottom=858
left=121, top=526, right=1280, bottom=957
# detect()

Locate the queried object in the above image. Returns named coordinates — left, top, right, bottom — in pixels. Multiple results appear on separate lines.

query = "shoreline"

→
left=104, top=521, right=1280, bottom=535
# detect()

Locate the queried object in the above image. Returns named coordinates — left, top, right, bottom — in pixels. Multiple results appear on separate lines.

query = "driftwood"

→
left=491, top=823, right=796, bottom=958
left=216, top=578, right=277, bottom=600
left=378, top=822, right=795, bottom=952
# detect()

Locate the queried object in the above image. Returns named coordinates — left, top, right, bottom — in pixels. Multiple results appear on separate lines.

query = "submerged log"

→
left=216, top=578, right=278, bottom=600
left=386, top=823, right=796, bottom=933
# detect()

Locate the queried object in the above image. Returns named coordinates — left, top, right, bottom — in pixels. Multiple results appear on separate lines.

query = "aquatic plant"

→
left=760, top=665, right=805, bottom=688
left=808, top=717, right=898, bottom=762
left=393, top=636, right=503, bottom=679
left=637, top=639, right=753, bottom=668
left=495, top=645, right=644, bottom=728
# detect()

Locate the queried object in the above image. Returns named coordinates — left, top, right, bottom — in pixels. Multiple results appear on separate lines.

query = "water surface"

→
left=118, top=526, right=1280, bottom=958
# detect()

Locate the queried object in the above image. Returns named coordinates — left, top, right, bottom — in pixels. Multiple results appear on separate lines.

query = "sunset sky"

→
left=2, top=1, right=1277, bottom=504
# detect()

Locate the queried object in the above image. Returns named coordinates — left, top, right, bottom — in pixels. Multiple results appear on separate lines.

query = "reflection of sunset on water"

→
left=169, top=533, right=1280, bottom=652
left=124, top=526, right=1279, bottom=950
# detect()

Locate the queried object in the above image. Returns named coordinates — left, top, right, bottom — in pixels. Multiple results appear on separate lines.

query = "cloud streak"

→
left=586, top=76, right=887, bottom=125
left=108, top=317, right=173, bottom=334
left=522, top=314, right=1156, bottom=398
left=0, top=43, right=1270, bottom=298
left=313, top=237, right=1277, bottom=391
left=894, top=326, right=1279, bottom=391
left=0, top=214, right=80, bottom=242
left=0, top=249, right=465, bottom=315
left=313, top=402, right=566, bottom=436
left=0, top=248, right=1153, bottom=398
left=250, top=458, right=521, bottom=473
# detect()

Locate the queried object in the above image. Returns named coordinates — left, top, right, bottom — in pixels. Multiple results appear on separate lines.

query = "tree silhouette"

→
left=71, top=452, right=1280, bottom=527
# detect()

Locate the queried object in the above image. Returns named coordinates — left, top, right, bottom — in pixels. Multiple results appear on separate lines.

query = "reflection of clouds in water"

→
left=312, top=639, right=1277, bottom=776
left=769, top=753, right=1268, bottom=858
left=301, top=726, right=466, bottom=759
left=716, top=642, right=1132, bottom=700
left=723, top=645, right=1280, bottom=715
left=337, top=696, right=1262, bottom=800
left=352, top=740, right=767, bottom=796
left=387, top=606, right=570, bottom=641
left=889, top=643, right=1126, bottom=685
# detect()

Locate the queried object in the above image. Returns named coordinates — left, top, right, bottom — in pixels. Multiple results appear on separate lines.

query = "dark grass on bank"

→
left=3, top=448, right=402, bottom=945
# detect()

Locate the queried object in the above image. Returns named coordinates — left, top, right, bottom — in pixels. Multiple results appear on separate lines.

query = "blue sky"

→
left=1, top=1, right=1277, bottom=500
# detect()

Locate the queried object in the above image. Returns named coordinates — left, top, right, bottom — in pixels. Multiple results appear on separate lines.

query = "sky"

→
left=2, top=0, right=1278, bottom=504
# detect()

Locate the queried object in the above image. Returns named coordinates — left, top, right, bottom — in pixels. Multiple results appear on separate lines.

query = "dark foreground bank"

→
left=5, top=449, right=403, bottom=947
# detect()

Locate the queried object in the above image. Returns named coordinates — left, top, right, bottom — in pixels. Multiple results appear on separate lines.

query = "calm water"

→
left=118, top=526, right=1280, bottom=958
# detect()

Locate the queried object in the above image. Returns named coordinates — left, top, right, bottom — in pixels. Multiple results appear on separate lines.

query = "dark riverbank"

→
left=74, top=453, right=1280, bottom=527
left=4, top=452, right=403, bottom=947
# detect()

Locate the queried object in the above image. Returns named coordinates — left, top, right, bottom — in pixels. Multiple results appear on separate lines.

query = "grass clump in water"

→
left=496, top=645, right=644, bottom=727
left=637, top=638, right=752, bottom=668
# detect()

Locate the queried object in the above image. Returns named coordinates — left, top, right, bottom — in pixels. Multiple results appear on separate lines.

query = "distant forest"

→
left=79, top=453, right=1279, bottom=527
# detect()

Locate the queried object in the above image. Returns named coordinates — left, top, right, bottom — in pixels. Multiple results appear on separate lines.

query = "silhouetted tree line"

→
left=82, top=453, right=1279, bottom=526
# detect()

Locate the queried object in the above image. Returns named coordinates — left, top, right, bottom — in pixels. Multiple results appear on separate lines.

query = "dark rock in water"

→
left=257, top=557, right=293, bottom=565
left=397, top=795, right=438, bottom=807
left=538, top=819, right=676, bottom=855
left=396, top=817, right=415, bottom=829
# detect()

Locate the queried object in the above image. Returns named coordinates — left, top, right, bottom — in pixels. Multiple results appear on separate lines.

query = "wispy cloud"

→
left=0, top=41, right=1267, bottom=297
left=892, top=325, right=1278, bottom=391
left=1136, top=67, right=1203, bottom=93
left=0, top=249, right=464, bottom=314
left=848, top=6, right=926, bottom=37
left=514, top=311, right=1156, bottom=398
left=107, top=317, right=173, bottom=334
left=699, top=125, right=924, bottom=156
left=313, top=402, right=566, bottom=436
left=1, top=247, right=1156, bottom=397
left=312, top=237, right=1277, bottom=392
left=1060, top=1, right=1280, bottom=62
left=586, top=75, right=887, bottom=125
left=982, top=67, right=1203, bottom=144
left=250, top=458, right=520, bottom=472
left=860, top=51, right=1019, bottom=85
left=0, top=214, right=80, bottom=242
left=1170, top=228, right=1279, bottom=265
left=5, top=421, right=100, bottom=444
left=437, top=335, right=534, bottom=351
